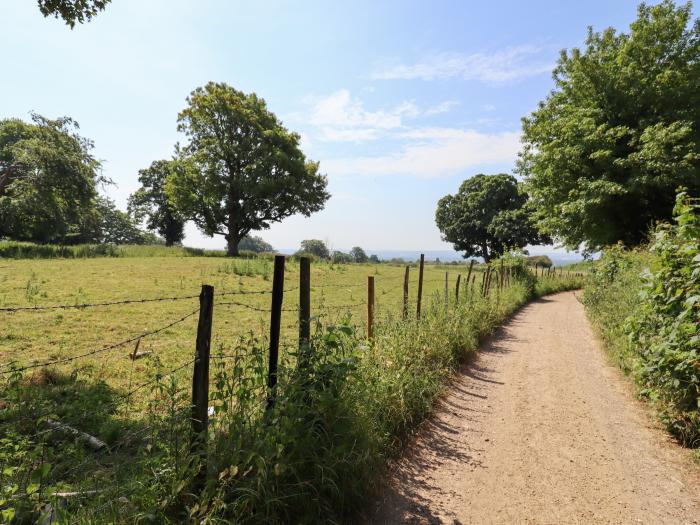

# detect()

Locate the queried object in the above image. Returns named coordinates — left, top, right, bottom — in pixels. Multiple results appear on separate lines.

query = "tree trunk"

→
left=226, top=235, right=240, bottom=256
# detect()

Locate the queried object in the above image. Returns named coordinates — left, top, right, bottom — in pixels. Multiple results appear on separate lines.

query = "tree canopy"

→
left=128, top=159, right=186, bottom=247
left=435, top=174, right=547, bottom=262
left=37, top=0, right=111, bottom=27
left=350, top=246, right=368, bottom=263
left=238, top=235, right=274, bottom=253
left=518, top=0, right=700, bottom=252
left=298, top=239, right=330, bottom=259
left=167, top=82, right=330, bottom=256
left=0, top=114, right=102, bottom=243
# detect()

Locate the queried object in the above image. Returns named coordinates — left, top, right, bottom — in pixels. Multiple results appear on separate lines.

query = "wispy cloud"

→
left=371, top=45, right=553, bottom=83
left=306, top=89, right=419, bottom=142
left=323, top=128, right=520, bottom=178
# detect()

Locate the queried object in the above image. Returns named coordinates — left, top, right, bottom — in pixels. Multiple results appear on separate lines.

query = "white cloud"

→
left=304, top=90, right=460, bottom=142
left=372, top=45, right=554, bottom=83
left=424, top=100, right=460, bottom=116
left=323, top=128, right=520, bottom=178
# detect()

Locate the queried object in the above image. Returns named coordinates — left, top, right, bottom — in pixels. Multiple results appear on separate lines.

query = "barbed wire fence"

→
left=0, top=254, right=584, bottom=513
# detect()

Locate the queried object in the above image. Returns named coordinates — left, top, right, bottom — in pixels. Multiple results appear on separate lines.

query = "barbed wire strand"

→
left=0, top=309, right=199, bottom=374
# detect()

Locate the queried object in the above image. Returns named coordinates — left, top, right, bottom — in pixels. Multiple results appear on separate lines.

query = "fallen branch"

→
left=45, top=419, right=108, bottom=452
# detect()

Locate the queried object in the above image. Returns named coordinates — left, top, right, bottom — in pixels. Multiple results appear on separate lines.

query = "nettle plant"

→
left=626, top=191, right=700, bottom=446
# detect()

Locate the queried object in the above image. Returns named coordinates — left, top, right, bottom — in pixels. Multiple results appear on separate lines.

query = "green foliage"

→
left=369, top=254, right=380, bottom=263
left=167, top=82, right=330, bottom=256
left=519, top=1, right=700, bottom=252
left=350, top=246, right=368, bottom=263
left=238, top=235, right=274, bottom=253
left=37, top=0, right=110, bottom=27
left=128, top=159, right=186, bottom=247
left=0, top=241, right=229, bottom=259
left=585, top=194, right=700, bottom=446
left=435, top=173, right=547, bottom=262
left=298, top=239, right=330, bottom=259
left=526, top=255, right=553, bottom=267
left=331, top=251, right=353, bottom=263
left=626, top=193, right=700, bottom=445
left=0, top=114, right=101, bottom=244
left=95, top=196, right=160, bottom=245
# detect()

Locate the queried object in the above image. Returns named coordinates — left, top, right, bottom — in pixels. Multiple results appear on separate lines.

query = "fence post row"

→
left=191, top=284, right=214, bottom=486
left=266, top=255, right=285, bottom=410
left=298, top=256, right=311, bottom=369
left=367, top=276, right=375, bottom=340
left=416, top=253, right=425, bottom=319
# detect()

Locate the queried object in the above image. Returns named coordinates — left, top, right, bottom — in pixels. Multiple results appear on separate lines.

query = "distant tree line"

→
left=293, top=240, right=379, bottom=263
left=1, top=83, right=327, bottom=254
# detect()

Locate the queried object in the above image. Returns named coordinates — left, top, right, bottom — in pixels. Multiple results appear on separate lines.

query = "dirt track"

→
left=369, top=291, right=700, bottom=525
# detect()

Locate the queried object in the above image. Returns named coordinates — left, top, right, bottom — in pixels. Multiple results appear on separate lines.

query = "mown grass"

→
left=0, top=255, right=583, bottom=523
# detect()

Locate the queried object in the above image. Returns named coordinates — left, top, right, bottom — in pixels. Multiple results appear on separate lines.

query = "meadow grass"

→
left=0, top=255, right=584, bottom=523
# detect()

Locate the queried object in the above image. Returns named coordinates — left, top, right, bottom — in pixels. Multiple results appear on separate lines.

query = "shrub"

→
left=626, top=193, right=700, bottom=446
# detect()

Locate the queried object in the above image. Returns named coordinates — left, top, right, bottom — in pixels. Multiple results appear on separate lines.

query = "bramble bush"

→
left=626, top=192, right=700, bottom=446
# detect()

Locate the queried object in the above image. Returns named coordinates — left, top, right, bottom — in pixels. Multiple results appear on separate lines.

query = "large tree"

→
left=0, top=114, right=102, bottom=243
left=435, top=174, right=547, bottom=262
left=167, top=82, right=329, bottom=256
left=298, top=239, right=330, bottom=259
left=37, top=0, right=111, bottom=27
left=128, top=159, right=186, bottom=247
left=518, top=1, right=700, bottom=252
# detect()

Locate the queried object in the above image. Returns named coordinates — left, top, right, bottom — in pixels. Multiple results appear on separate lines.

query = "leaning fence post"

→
left=367, top=276, right=375, bottom=340
left=416, top=254, right=425, bottom=319
left=402, top=266, right=409, bottom=320
left=499, top=259, right=505, bottom=290
left=266, top=255, right=285, bottom=410
left=298, top=256, right=311, bottom=368
left=455, top=274, right=461, bottom=303
left=191, top=284, right=214, bottom=484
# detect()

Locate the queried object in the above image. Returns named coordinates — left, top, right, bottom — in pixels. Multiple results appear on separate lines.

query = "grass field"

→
left=0, top=257, right=473, bottom=395
left=0, top=253, right=584, bottom=523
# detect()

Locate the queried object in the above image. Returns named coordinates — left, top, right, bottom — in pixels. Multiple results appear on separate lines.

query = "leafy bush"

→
left=584, top=192, right=700, bottom=447
left=625, top=193, right=700, bottom=446
left=0, top=241, right=229, bottom=259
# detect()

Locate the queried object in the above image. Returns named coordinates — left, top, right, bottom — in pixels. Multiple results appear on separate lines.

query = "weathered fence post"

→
left=444, top=272, right=449, bottom=312
left=499, top=260, right=505, bottom=290
left=298, top=256, right=311, bottom=369
left=191, top=284, right=214, bottom=485
left=465, top=260, right=474, bottom=300
left=367, top=276, right=375, bottom=340
left=266, top=255, right=285, bottom=410
left=416, top=254, right=425, bottom=319
left=402, top=266, right=409, bottom=320
left=455, top=274, right=461, bottom=303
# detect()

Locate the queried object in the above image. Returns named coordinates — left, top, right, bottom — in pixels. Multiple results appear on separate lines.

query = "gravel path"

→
left=369, top=291, right=700, bottom=525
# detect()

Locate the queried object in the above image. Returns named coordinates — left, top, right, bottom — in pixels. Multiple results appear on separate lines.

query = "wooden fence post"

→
left=367, top=276, right=375, bottom=340
left=465, top=260, right=474, bottom=300
left=298, top=256, right=311, bottom=369
left=191, top=284, right=214, bottom=484
left=266, top=255, right=285, bottom=410
left=402, top=266, right=409, bottom=320
left=455, top=274, right=461, bottom=303
left=444, top=272, right=449, bottom=312
left=416, top=254, right=425, bottom=319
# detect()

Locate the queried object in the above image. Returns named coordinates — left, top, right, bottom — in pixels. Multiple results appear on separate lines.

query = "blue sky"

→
left=0, top=0, right=663, bottom=253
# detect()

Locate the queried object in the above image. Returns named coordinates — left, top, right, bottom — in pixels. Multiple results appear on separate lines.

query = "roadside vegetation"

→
left=584, top=193, right=699, bottom=448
